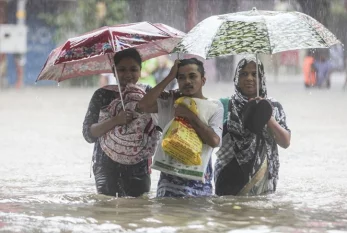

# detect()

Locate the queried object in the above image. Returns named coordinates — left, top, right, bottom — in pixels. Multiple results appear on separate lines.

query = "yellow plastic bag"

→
left=161, top=97, right=202, bottom=165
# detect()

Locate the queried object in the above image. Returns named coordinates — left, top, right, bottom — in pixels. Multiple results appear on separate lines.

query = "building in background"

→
left=0, top=0, right=76, bottom=88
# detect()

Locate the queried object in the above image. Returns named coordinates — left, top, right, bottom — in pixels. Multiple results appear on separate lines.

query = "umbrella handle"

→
left=256, top=53, right=259, bottom=98
left=111, top=66, right=126, bottom=111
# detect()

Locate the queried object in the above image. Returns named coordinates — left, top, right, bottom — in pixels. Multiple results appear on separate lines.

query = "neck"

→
left=191, top=91, right=205, bottom=99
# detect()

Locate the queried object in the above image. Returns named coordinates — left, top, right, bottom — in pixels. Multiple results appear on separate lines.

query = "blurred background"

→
left=0, top=0, right=346, bottom=89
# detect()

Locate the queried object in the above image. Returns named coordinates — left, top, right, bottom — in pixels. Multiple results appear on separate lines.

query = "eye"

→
left=252, top=72, right=257, bottom=77
left=117, top=68, right=125, bottom=72
left=189, top=74, right=197, bottom=79
left=240, top=72, right=247, bottom=77
left=131, top=68, right=139, bottom=72
left=177, top=75, right=185, bottom=80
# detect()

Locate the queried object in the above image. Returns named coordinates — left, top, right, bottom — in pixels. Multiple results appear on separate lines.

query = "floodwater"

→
left=1, top=73, right=347, bottom=232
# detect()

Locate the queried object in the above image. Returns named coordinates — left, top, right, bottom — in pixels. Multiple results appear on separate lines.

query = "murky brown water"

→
left=1, top=74, right=347, bottom=232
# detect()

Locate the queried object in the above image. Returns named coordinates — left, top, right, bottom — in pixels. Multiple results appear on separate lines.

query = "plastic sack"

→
left=162, top=97, right=202, bottom=165
left=152, top=97, right=219, bottom=181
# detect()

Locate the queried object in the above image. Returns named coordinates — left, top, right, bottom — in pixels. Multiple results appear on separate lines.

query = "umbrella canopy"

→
left=174, top=7, right=341, bottom=59
left=36, top=21, right=185, bottom=83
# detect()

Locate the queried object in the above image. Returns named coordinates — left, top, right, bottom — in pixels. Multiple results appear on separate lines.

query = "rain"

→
left=1, top=0, right=347, bottom=232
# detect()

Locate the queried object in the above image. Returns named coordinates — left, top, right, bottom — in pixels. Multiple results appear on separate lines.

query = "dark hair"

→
left=177, top=58, right=205, bottom=77
left=113, top=48, right=142, bottom=68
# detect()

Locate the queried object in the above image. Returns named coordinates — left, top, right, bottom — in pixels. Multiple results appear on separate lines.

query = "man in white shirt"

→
left=138, top=58, right=223, bottom=197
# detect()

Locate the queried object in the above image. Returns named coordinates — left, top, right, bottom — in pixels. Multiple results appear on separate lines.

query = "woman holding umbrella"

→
left=215, top=56, right=291, bottom=196
left=82, top=48, right=160, bottom=198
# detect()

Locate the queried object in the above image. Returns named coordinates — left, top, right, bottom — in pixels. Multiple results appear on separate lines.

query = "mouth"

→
left=183, top=86, right=194, bottom=90
left=245, top=83, right=254, bottom=88
left=122, top=78, right=134, bottom=83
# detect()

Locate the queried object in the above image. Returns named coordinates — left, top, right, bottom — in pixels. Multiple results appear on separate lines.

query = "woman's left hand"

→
left=249, top=97, right=273, bottom=124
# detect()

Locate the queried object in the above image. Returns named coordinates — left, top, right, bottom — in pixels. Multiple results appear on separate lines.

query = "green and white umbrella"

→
left=175, top=7, right=341, bottom=58
left=174, top=7, right=342, bottom=96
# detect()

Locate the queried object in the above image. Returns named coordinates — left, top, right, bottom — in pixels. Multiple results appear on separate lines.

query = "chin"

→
left=181, top=90, right=195, bottom=97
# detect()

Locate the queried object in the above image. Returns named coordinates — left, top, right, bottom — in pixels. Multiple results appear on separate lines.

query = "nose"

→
left=184, top=77, right=192, bottom=84
left=246, top=73, right=254, bottom=81
left=124, top=70, right=132, bottom=78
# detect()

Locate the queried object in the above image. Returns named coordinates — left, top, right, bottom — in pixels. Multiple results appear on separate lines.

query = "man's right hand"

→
left=167, top=59, right=180, bottom=80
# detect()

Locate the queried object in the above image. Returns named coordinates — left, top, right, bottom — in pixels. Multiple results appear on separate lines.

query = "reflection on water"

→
left=1, top=77, right=347, bottom=232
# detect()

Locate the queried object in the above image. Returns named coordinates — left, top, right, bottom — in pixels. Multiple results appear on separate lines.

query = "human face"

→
left=177, top=64, right=206, bottom=98
left=238, top=61, right=259, bottom=98
left=115, top=57, right=141, bottom=87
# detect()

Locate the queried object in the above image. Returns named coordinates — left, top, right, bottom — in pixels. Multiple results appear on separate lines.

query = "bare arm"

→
left=267, top=116, right=291, bottom=149
left=175, top=105, right=220, bottom=148
left=137, top=60, right=179, bottom=113
left=90, top=110, right=134, bottom=138
left=82, top=88, right=134, bottom=143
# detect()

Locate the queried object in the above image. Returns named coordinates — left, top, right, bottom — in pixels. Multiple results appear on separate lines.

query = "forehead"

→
left=241, top=61, right=256, bottom=71
left=178, top=64, right=200, bottom=74
left=116, top=57, right=140, bottom=66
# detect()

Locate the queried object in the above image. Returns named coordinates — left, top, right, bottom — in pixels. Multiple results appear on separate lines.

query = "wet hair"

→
left=113, top=48, right=142, bottom=68
left=177, top=58, right=205, bottom=77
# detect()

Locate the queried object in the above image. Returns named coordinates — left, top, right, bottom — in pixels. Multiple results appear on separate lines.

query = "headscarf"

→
left=233, top=55, right=267, bottom=106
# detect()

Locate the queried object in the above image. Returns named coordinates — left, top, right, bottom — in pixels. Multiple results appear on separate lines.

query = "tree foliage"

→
left=40, top=0, right=127, bottom=43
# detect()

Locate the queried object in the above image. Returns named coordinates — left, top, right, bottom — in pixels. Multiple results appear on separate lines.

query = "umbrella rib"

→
left=295, top=12, right=339, bottom=49
left=261, top=15, right=272, bottom=54
left=59, top=63, right=66, bottom=83
left=108, top=27, right=117, bottom=52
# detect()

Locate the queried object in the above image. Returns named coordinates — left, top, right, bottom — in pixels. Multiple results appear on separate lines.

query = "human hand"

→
left=174, top=104, right=195, bottom=122
left=248, top=97, right=263, bottom=102
left=116, top=110, right=136, bottom=125
left=249, top=97, right=274, bottom=124
left=168, top=59, right=180, bottom=80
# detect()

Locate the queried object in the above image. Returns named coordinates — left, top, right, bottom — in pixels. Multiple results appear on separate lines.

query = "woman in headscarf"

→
left=215, top=56, right=291, bottom=196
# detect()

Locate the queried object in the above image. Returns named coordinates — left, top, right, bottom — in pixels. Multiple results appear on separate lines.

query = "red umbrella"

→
left=36, top=21, right=185, bottom=83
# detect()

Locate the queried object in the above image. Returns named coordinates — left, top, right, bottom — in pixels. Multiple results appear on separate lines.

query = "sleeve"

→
left=272, top=101, right=291, bottom=133
left=208, top=101, right=224, bottom=147
left=155, top=92, right=175, bottom=130
left=82, top=89, right=103, bottom=143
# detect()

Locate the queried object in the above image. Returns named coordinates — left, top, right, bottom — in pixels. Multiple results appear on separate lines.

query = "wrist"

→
left=267, top=116, right=276, bottom=128
left=111, top=115, right=121, bottom=125
left=187, top=112, right=198, bottom=125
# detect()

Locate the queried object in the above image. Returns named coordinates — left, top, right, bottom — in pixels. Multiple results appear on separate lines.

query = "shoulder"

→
left=92, top=87, right=113, bottom=96
left=90, top=86, right=118, bottom=104
left=209, top=98, right=224, bottom=109
left=204, top=98, right=224, bottom=116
